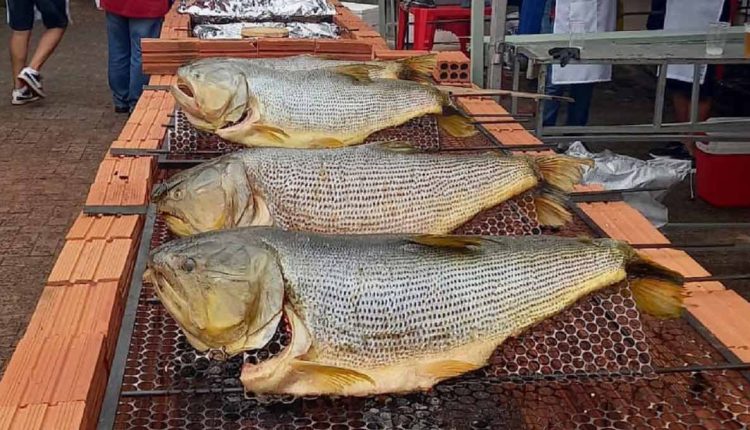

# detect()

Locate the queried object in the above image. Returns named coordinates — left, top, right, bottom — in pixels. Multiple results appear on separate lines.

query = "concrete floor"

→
left=0, top=0, right=126, bottom=375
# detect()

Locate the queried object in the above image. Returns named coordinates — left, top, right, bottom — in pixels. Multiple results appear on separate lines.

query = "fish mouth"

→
left=171, top=78, right=204, bottom=121
left=164, top=214, right=195, bottom=237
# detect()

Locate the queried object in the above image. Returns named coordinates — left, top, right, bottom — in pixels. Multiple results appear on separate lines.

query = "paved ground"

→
left=0, top=0, right=126, bottom=374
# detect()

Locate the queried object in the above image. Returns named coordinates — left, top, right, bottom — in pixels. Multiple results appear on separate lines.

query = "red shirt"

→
left=102, top=0, right=170, bottom=19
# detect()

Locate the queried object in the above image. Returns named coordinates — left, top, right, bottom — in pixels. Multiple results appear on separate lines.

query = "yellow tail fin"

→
left=436, top=113, right=477, bottom=138
left=396, top=54, right=438, bottom=83
left=533, top=190, right=572, bottom=227
left=623, top=249, right=685, bottom=319
left=530, top=155, right=593, bottom=193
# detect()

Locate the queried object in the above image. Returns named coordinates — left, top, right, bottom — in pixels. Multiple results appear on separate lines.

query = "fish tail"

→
left=621, top=244, right=685, bottom=319
left=396, top=54, right=438, bottom=83
left=528, top=155, right=593, bottom=193
left=436, top=105, right=478, bottom=138
left=533, top=188, right=572, bottom=227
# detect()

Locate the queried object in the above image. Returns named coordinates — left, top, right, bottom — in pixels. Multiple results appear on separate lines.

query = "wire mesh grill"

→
left=109, top=123, right=750, bottom=429
left=167, top=108, right=500, bottom=159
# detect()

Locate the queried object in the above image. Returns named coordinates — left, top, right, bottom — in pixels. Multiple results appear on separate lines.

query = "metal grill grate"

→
left=104, top=123, right=750, bottom=429
left=166, top=108, right=506, bottom=160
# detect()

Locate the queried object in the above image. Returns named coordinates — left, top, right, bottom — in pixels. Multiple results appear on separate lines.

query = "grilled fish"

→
left=171, top=59, right=476, bottom=148
left=151, top=142, right=592, bottom=237
left=243, top=54, right=437, bottom=83
left=145, top=228, right=683, bottom=396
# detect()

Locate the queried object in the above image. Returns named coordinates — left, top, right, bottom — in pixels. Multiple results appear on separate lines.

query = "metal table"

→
left=505, top=28, right=750, bottom=139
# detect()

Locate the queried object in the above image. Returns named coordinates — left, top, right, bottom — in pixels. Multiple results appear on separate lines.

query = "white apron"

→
left=663, top=0, right=724, bottom=84
left=551, top=0, right=617, bottom=85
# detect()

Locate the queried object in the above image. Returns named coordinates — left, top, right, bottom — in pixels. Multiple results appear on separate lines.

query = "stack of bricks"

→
left=142, top=39, right=376, bottom=74
left=141, top=0, right=387, bottom=75
left=0, top=72, right=171, bottom=430
left=433, top=51, right=471, bottom=85
left=0, top=214, right=143, bottom=429
left=159, top=1, right=190, bottom=40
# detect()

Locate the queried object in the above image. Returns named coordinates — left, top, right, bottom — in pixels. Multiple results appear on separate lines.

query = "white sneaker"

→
left=11, top=86, right=41, bottom=105
left=18, top=67, right=45, bottom=98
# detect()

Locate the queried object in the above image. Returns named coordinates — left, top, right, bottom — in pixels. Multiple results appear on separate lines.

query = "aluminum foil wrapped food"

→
left=180, top=0, right=336, bottom=24
left=193, top=22, right=340, bottom=39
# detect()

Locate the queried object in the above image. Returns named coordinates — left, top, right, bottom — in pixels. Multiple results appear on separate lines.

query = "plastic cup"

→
left=706, top=22, right=729, bottom=56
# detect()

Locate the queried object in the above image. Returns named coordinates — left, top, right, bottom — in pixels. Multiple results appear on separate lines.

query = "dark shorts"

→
left=666, top=65, right=717, bottom=100
left=7, top=0, right=69, bottom=31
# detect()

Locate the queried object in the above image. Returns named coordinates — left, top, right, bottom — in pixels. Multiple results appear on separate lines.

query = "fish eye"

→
left=172, top=188, right=184, bottom=200
left=182, top=257, right=196, bottom=273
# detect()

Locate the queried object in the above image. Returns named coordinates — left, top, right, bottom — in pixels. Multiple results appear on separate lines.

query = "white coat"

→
left=664, top=0, right=725, bottom=84
left=551, top=0, right=617, bottom=85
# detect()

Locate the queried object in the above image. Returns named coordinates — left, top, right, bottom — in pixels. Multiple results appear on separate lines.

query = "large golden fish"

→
left=145, top=228, right=683, bottom=397
left=151, top=142, right=592, bottom=237
left=170, top=59, right=476, bottom=148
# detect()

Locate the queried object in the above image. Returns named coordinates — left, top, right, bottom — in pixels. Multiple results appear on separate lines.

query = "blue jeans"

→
left=106, top=13, right=163, bottom=110
left=539, top=0, right=594, bottom=127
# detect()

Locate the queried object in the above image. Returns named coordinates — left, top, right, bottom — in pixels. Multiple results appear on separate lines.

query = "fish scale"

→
left=244, top=70, right=443, bottom=135
left=253, top=230, right=627, bottom=368
left=239, top=143, right=538, bottom=233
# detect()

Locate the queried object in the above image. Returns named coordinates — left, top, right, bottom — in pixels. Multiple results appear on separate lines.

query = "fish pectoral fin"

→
left=435, top=106, right=477, bottom=138
left=289, top=360, right=375, bottom=390
left=421, top=359, right=478, bottom=381
left=534, top=189, right=572, bottom=227
left=307, top=137, right=347, bottom=149
left=376, top=141, right=421, bottom=153
left=408, top=234, right=483, bottom=250
left=329, top=64, right=382, bottom=83
left=252, top=125, right=290, bottom=143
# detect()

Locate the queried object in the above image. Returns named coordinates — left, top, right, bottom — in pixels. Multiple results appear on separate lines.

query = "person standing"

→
left=100, top=0, right=170, bottom=113
left=649, top=0, right=728, bottom=159
left=540, top=0, right=617, bottom=127
left=6, top=0, right=69, bottom=105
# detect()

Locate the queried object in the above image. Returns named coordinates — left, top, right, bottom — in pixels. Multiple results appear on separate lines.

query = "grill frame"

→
left=98, top=118, right=750, bottom=430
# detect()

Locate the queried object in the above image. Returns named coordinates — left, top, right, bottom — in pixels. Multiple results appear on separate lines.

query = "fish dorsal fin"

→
left=409, top=235, right=483, bottom=250
left=576, top=235, right=595, bottom=245
left=290, top=360, right=375, bottom=390
left=421, top=360, right=478, bottom=380
left=307, top=137, right=347, bottom=149
left=375, top=141, right=420, bottom=153
left=252, top=125, right=290, bottom=143
left=329, top=64, right=382, bottom=83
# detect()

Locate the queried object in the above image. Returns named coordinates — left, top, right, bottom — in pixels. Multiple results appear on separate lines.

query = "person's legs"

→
left=7, top=0, right=35, bottom=89
left=27, top=28, right=66, bottom=72
left=543, top=65, right=565, bottom=126
left=127, top=18, right=163, bottom=109
left=28, top=0, right=68, bottom=71
left=106, top=13, right=132, bottom=111
left=565, top=82, right=595, bottom=126
left=10, top=32, right=32, bottom=89
left=539, top=0, right=562, bottom=126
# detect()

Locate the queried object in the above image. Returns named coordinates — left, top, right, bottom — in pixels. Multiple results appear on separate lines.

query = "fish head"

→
left=172, top=60, right=255, bottom=132
left=145, top=232, right=284, bottom=356
left=152, top=154, right=268, bottom=236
